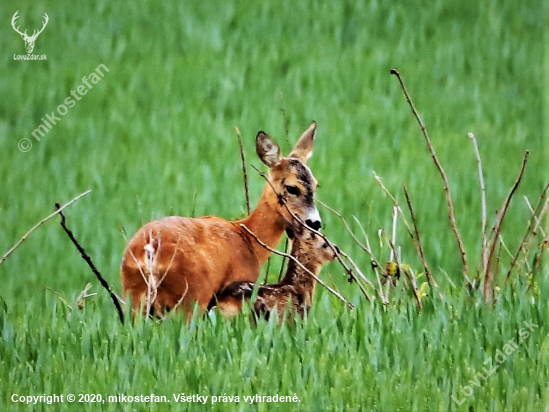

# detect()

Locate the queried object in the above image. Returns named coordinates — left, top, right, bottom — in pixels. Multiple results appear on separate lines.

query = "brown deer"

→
left=209, top=225, right=339, bottom=320
left=120, top=123, right=321, bottom=319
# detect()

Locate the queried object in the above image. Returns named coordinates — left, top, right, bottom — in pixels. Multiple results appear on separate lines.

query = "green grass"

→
left=0, top=0, right=547, bottom=410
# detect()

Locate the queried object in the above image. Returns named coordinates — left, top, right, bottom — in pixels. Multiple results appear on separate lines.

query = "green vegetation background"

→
left=0, top=0, right=547, bottom=410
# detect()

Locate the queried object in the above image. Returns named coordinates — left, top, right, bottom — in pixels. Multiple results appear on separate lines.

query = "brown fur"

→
left=120, top=123, right=321, bottom=320
left=211, top=228, right=338, bottom=321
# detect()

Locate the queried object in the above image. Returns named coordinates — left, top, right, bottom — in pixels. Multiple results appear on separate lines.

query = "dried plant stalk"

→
left=403, top=184, right=437, bottom=288
left=391, top=68, right=470, bottom=286
left=1, top=190, right=91, bottom=267
left=468, top=132, right=488, bottom=274
left=483, top=151, right=529, bottom=302
left=235, top=127, right=250, bottom=215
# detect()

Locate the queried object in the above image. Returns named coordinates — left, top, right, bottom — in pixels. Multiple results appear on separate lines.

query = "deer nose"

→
left=305, top=219, right=321, bottom=231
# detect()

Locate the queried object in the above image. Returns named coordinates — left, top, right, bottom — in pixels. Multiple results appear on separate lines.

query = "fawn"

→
left=209, top=225, right=339, bottom=320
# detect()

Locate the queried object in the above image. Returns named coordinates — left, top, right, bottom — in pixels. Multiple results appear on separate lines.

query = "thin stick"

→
left=514, top=195, right=549, bottom=277
left=316, top=199, right=387, bottom=302
left=483, top=151, right=529, bottom=302
left=352, top=216, right=388, bottom=303
left=171, top=279, right=189, bottom=313
left=402, top=267, right=423, bottom=311
left=505, top=185, right=549, bottom=281
left=0, top=190, right=91, bottom=267
left=76, top=283, right=97, bottom=310
left=263, top=257, right=271, bottom=286
left=56, top=204, right=125, bottom=324
left=524, top=195, right=549, bottom=238
left=235, top=127, right=250, bottom=215
left=317, top=200, right=384, bottom=276
left=390, top=207, right=398, bottom=262
left=384, top=232, right=423, bottom=311
left=43, top=286, right=73, bottom=311
left=403, top=184, right=437, bottom=288
left=468, top=132, right=488, bottom=274
left=373, top=174, right=438, bottom=289
left=240, top=224, right=354, bottom=309
left=277, top=238, right=289, bottom=282
left=532, top=239, right=548, bottom=274
left=373, top=173, right=415, bottom=240
left=391, top=68, right=470, bottom=286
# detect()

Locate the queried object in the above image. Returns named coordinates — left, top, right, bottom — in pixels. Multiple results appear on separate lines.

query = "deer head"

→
left=12, top=11, right=49, bottom=54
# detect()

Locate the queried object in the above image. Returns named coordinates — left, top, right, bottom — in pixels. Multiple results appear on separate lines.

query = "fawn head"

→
left=287, top=224, right=339, bottom=265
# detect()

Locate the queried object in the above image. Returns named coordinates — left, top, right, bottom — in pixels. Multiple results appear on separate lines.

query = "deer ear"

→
left=289, top=122, right=316, bottom=163
left=256, top=131, right=282, bottom=168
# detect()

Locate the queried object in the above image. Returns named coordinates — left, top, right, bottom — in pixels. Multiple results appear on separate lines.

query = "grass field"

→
left=1, top=0, right=547, bottom=410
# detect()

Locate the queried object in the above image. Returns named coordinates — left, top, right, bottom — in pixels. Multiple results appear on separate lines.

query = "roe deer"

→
left=120, top=123, right=321, bottom=319
left=209, top=225, right=339, bottom=320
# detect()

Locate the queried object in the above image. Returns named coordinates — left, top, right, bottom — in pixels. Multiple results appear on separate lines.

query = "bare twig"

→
left=532, top=239, right=548, bottom=274
left=402, top=267, right=423, bottom=311
left=171, top=279, right=189, bottom=313
left=391, top=68, right=470, bottom=286
left=240, top=224, right=354, bottom=309
left=316, top=200, right=387, bottom=302
left=372, top=174, right=437, bottom=290
left=43, top=286, right=73, bottom=311
left=373, top=173, right=415, bottom=240
left=277, top=238, right=289, bottom=282
left=514, top=193, right=549, bottom=278
left=56, top=204, right=124, bottom=324
left=235, top=127, right=250, bottom=214
left=390, top=207, right=398, bottom=262
left=483, top=151, right=529, bottom=302
left=316, top=201, right=382, bottom=269
left=468, top=132, right=488, bottom=274
left=0, top=190, right=91, bottom=267
left=403, top=183, right=437, bottom=288
left=352, top=216, right=388, bottom=303
left=384, top=231, right=423, bottom=311
left=505, top=186, right=549, bottom=281
left=76, top=283, right=97, bottom=310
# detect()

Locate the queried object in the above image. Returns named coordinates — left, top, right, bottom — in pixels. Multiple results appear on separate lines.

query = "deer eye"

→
left=285, top=185, right=301, bottom=196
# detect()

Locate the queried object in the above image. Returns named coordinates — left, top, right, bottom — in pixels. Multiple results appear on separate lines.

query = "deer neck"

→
left=281, top=249, right=319, bottom=296
left=238, top=185, right=286, bottom=265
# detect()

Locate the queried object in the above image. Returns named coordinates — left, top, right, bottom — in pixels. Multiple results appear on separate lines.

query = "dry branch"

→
left=0, top=190, right=91, bottom=267
left=505, top=183, right=549, bottom=281
left=317, top=200, right=388, bottom=303
left=240, top=224, right=354, bottom=309
left=403, top=183, right=437, bottom=288
left=56, top=204, right=124, bottom=324
left=390, top=68, right=470, bottom=286
left=44, top=285, right=73, bottom=311
left=373, top=173, right=415, bottom=240
left=235, top=127, right=250, bottom=214
left=384, top=233, right=423, bottom=311
left=352, top=216, right=389, bottom=303
left=468, top=132, right=488, bottom=274
left=483, top=151, right=529, bottom=302
left=277, top=238, right=289, bottom=282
